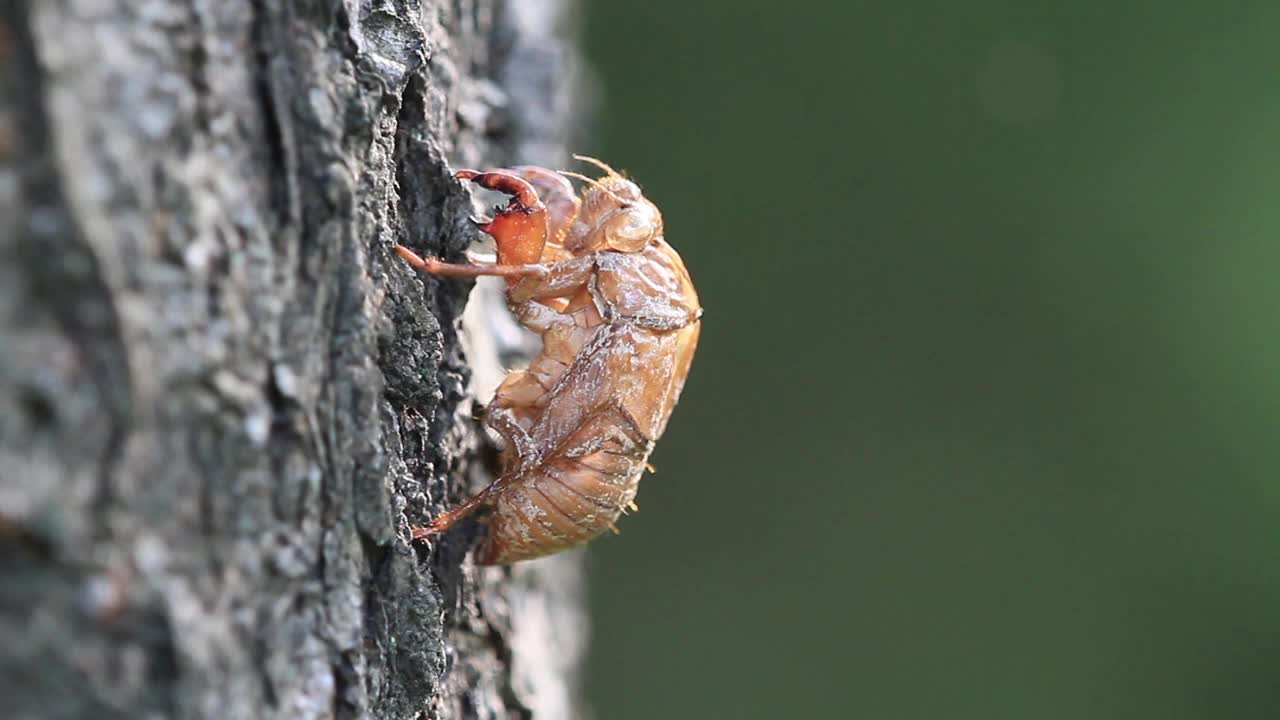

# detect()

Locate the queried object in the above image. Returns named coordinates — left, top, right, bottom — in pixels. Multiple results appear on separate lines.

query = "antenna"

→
left=572, top=154, right=622, bottom=177
left=556, top=170, right=631, bottom=206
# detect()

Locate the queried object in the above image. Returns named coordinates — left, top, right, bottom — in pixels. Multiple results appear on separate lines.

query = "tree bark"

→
left=0, top=1, right=588, bottom=718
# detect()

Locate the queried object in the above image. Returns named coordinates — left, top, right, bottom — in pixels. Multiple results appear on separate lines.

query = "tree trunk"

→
left=0, top=1, right=588, bottom=718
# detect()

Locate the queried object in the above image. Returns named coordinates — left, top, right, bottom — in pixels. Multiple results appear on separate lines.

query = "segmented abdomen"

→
left=479, top=441, right=648, bottom=564
left=478, top=324, right=671, bottom=564
left=476, top=255, right=701, bottom=563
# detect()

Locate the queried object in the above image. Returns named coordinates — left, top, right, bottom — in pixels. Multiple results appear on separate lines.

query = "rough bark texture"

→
left=0, top=1, right=588, bottom=718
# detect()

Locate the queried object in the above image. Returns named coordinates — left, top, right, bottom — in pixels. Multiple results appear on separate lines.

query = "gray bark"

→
left=0, top=1, right=588, bottom=718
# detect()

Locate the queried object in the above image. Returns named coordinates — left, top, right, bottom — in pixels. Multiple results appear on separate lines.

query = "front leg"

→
left=507, top=166, right=581, bottom=248
left=455, top=169, right=548, bottom=268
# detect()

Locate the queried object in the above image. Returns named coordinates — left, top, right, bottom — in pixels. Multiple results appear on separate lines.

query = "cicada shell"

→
left=397, top=157, right=701, bottom=564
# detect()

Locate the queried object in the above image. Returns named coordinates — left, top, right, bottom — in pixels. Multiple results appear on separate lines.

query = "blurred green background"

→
left=576, top=2, right=1280, bottom=719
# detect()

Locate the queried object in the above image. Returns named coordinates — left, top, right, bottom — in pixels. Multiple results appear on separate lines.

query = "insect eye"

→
left=614, top=181, right=642, bottom=201
left=605, top=208, right=655, bottom=252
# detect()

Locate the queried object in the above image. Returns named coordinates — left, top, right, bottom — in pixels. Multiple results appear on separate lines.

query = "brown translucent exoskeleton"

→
left=396, top=157, right=701, bottom=564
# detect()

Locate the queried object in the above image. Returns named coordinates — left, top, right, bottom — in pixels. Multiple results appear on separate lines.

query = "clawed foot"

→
left=453, top=169, right=549, bottom=268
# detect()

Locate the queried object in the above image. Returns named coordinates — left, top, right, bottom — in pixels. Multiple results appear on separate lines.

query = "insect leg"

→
left=488, top=406, right=538, bottom=454
left=454, top=169, right=540, bottom=207
left=508, top=166, right=581, bottom=244
left=505, top=255, right=597, bottom=303
left=411, top=488, right=493, bottom=540
left=455, top=169, right=549, bottom=267
left=395, top=244, right=548, bottom=278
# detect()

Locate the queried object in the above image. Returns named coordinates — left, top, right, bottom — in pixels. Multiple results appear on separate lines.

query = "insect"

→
left=396, top=156, right=701, bottom=564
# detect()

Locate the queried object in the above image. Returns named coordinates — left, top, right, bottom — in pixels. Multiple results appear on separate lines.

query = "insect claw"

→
left=606, top=521, right=621, bottom=535
left=467, top=215, right=498, bottom=234
left=645, top=463, right=656, bottom=474
left=454, top=169, right=542, bottom=209
left=628, top=501, right=639, bottom=512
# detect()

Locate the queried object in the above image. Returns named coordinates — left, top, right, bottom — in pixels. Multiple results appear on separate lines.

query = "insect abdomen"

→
left=479, top=448, right=646, bottom=564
